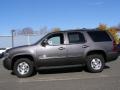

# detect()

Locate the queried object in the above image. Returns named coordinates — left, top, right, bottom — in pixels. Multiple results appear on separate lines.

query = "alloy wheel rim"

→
left=17, top=62, right=30, bottom=75
left=91, top=58, right=102, bottom=70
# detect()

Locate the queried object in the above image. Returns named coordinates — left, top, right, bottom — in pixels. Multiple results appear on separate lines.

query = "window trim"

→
left=42, top=33, right=65, bottom=46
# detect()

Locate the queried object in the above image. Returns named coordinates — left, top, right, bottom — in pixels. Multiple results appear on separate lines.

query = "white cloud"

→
left=94, top=1, right=104, bottom=5
left=89, top=1, right=104, bottom=6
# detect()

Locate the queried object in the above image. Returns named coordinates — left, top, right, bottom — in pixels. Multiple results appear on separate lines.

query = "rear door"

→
left=66, top=32, right=87, bottom=65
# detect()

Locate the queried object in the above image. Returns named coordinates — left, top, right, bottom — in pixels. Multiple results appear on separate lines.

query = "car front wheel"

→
left=13, top=58, right=34, bottom=78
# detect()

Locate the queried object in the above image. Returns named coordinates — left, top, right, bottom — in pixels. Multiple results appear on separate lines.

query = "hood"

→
left=5, top=44, right=36, bottom=54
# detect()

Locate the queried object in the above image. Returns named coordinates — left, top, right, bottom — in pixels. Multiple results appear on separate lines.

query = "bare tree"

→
left=117, top=24, right=120, bottom=30
left=39, top=26, right=48, bottom=35
left=18, top=27, right=34, bottom=35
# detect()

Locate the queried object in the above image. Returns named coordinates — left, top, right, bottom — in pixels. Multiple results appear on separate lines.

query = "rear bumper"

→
left=106, top=52, right=119, bottom=62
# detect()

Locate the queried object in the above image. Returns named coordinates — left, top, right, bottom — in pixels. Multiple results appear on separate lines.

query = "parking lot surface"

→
left=0, top=57, right=120, bottom=90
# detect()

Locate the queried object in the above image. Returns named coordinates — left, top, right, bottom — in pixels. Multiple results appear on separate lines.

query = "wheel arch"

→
left=86, top=50, right=107, bottom=62
left=11, top=54, right=35, bottom=70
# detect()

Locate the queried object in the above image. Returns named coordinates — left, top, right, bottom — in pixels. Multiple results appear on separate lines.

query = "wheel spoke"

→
left=91, top=58, right=102, bottom=70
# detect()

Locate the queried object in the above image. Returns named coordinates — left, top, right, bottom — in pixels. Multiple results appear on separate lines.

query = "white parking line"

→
left=19, top=74, right=109, bottom=83
left=0, top=74, right=119, bottom=84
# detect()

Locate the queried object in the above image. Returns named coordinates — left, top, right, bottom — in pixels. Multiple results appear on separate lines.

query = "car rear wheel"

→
left=13, top=58, right=34, bottom=78
left=86, top=54, right=105, bottom=73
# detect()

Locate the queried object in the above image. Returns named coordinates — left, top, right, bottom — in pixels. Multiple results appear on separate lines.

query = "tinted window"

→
left=87, top=31, right=112, bottom=42
left=68, top=32, right=85, bottom=44
left=47, top=33, right=64, bottom=45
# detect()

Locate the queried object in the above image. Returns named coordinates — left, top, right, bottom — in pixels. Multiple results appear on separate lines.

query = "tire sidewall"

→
left=86, top=54, right=105, bottom=73
left=13, top=58, right=34, bottom=78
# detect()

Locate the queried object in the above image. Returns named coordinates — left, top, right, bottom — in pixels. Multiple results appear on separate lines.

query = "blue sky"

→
left=0, top=0, right=120, bottom=35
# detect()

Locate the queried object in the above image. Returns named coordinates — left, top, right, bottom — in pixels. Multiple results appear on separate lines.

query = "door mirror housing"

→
left=41, top=39, right=48, bottom=46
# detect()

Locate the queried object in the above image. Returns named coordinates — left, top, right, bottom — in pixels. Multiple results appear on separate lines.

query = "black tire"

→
left=86, top=54, right=105, bottom=73
left=13, top=58, right=34, bottom=78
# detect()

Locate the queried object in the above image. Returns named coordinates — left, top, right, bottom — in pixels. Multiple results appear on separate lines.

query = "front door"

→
left=37, top=33, right=67, bottom=67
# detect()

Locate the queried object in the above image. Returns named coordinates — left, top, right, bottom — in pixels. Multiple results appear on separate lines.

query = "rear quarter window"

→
left=87, top=31, right=112, bottom=42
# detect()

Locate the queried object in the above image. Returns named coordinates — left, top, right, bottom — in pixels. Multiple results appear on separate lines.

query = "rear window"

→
left=87, top=31, right=112, bottom=42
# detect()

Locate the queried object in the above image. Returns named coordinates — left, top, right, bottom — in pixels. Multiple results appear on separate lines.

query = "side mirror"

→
left=41, top=39, right=48, bottom=46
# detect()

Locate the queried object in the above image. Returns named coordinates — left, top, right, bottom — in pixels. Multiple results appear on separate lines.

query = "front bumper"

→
left=3, top=57, right=12, bottom=70
left=0, top=53, right=4, bottom=58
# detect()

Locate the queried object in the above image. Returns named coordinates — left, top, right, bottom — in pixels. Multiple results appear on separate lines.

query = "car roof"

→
left=50, top=29, right=104, bottom=34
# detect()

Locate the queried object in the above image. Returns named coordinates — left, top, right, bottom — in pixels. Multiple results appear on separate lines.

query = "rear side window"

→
left=68, top=32, right=85, bottom=44
left=87, top=31, right=112, bottom=42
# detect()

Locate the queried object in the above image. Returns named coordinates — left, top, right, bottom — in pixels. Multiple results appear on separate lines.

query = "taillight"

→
left=112, top=41, right=117, bottom=52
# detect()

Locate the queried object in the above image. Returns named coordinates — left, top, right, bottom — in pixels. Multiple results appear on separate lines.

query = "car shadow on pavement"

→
left=10, top=65, right=110, bottom=76
left=104, top=65, right=110, bottom=69
left=10, top=66, right=84, bottom=76
left=37, top=65, right=110, bottom=75
left=38, top=66, right=84, bottom=74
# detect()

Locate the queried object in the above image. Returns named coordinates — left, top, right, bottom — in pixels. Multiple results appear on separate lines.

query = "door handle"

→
left=58, top=47, right=65, bottom=50
left=82, top=45, right=89, bottom=48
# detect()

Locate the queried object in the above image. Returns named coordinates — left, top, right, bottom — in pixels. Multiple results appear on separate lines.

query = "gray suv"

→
left=3, top=29, right=119, bottom=78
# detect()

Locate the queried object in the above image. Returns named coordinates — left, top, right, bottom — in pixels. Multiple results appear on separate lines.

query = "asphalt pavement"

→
left=0, top=57, right=120, bottom=90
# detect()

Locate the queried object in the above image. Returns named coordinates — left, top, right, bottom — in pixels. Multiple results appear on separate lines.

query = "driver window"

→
left=47, top=33, right=64, bottom=46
